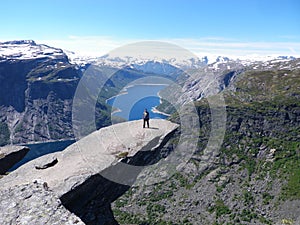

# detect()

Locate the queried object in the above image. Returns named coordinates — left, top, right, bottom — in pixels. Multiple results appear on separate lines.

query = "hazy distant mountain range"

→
left=1, top=40, right=296, bottom=70
left=0, top=40, right=299, bottom=145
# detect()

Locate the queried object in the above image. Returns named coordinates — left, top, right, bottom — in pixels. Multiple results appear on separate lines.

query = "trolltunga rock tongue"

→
left=0, top=119, right=178, bottom=194
left=0, top=119, right=178, bottom=224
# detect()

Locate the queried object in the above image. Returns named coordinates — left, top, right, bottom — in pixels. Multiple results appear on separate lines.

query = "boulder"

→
left=0, top=145, right=29, bottom=174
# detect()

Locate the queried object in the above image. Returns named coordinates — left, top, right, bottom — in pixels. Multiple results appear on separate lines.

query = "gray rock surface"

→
left=0, top=180, right=84, bottom=225
left=0, top=145, right=29, bottom=174
left=0, top=119, right=178, bottom=192
left=0, top=119, right=178, bottom=224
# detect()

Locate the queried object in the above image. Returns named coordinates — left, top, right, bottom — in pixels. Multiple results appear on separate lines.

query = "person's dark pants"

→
left=143, top=119, right=149, bottom=128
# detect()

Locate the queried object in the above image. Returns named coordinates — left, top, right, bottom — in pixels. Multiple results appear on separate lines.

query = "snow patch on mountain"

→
left=0, top=40, right=298, bottom=72
left=68, top=51, right=298, bottom=71
left=0, top=40, right=67, bottom=61
left=67, top=53, right=229, bottom=71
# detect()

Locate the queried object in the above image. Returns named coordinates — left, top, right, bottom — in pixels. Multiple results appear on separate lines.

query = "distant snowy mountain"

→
left=0, top=40, right=297, bottom=72
left=67, top=53, right=235, bottom=73
left=131, top=61, right=182, bottom=76
left=0, top=40, right=67, bottom=61
left=67, top=51, right=298, bottom=73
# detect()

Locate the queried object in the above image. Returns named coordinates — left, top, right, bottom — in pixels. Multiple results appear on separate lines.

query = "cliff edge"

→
left=0, top=119, right=179, bottom=225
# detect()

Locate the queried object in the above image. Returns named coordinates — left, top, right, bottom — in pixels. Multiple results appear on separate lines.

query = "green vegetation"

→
left=220, top=93, right=300, bottom=202
left=113, top=209, right=144, bottom=224
left=281, top=218, right=294, bottom=225
left=172, top=172, right=193, bottom=189
left=114, top=198, right=128, bottom=208
left=225, top=68, right=300, bottom=104
left=243, top=190, right=254, bottom=205
left=0, top=122, right=10, bottom=146
left=14, top=122, right=25, bottom=133
left=259, top=216, right=272, bottom=225
left=116, top=151, right=129, bottom=159
left=239, top=209, right=258, bottom=222
left=208, top=199, right=231, bottom=218
left=264, top=139, right=300, bottom=200
left=113, top=204, right=173, bottom=225
left=281, top=165, right=300, bottom=200
left=143, top=184, right=174, bottom=203
left=27, top=63, right=79, bottom=83
left=262, top=192, right=274, bottom=205
left=114, top=207, right=192, bottom=225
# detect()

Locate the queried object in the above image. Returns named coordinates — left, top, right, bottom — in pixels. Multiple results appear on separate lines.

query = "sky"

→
left=0, top=0, right=300, bottom=58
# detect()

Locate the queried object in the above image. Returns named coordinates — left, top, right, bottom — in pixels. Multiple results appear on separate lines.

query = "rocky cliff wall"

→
left=0, top=56, right=81, bottom=144
left=110, top=65, right=300, bottom=225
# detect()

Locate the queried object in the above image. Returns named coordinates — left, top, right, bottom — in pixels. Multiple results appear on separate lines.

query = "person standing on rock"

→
left=143, top=108, right=150, bottom=128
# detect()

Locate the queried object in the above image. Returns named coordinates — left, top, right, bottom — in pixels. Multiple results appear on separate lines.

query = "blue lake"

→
left=106, top=84, right=168, bottom=120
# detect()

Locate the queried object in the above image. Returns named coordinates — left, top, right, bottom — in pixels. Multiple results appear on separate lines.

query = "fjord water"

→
left=106, top=84, right=168, bottom=120
left=9, top=140, right=75, bottom=171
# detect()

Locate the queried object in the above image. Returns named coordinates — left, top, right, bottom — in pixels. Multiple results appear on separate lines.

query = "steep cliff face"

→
left=0, top=58, right=80, bottom=144
left=0, top=41, right=127, bottom=145
left=111, top=59, right=300, bottom=225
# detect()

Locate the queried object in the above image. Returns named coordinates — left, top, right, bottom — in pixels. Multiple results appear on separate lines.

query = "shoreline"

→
left=15, top=138, right=76, bottom=146
left=154, top=89, right=171, bottom=116
left=106, top=83, right=171, bottom=119
left=157, top=90, right=163, bottom=104
left=110, top=107, right=122, bottom=116
left=151, top=106, right=171, bottom=117
left=106, top=83, right=169, bottom=103
left=106, top=91, right=128, bottom=103
left=125, top=83, right=169, bottom=88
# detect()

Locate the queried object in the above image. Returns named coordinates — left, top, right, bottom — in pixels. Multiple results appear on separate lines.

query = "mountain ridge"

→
left=1, top=40, right=297, bottom=70
left=0, top=40, right=299, bottom=146
left=0, top=40, right=67, bottom=61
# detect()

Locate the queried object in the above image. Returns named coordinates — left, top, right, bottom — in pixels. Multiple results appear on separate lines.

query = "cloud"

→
left=37, top=36, right=133, bottom=56
left=37, top=36, right=300, bottom=58
left=168, top=38, right=300, bottom=57
left=278, top=35, right=300, bottom=40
